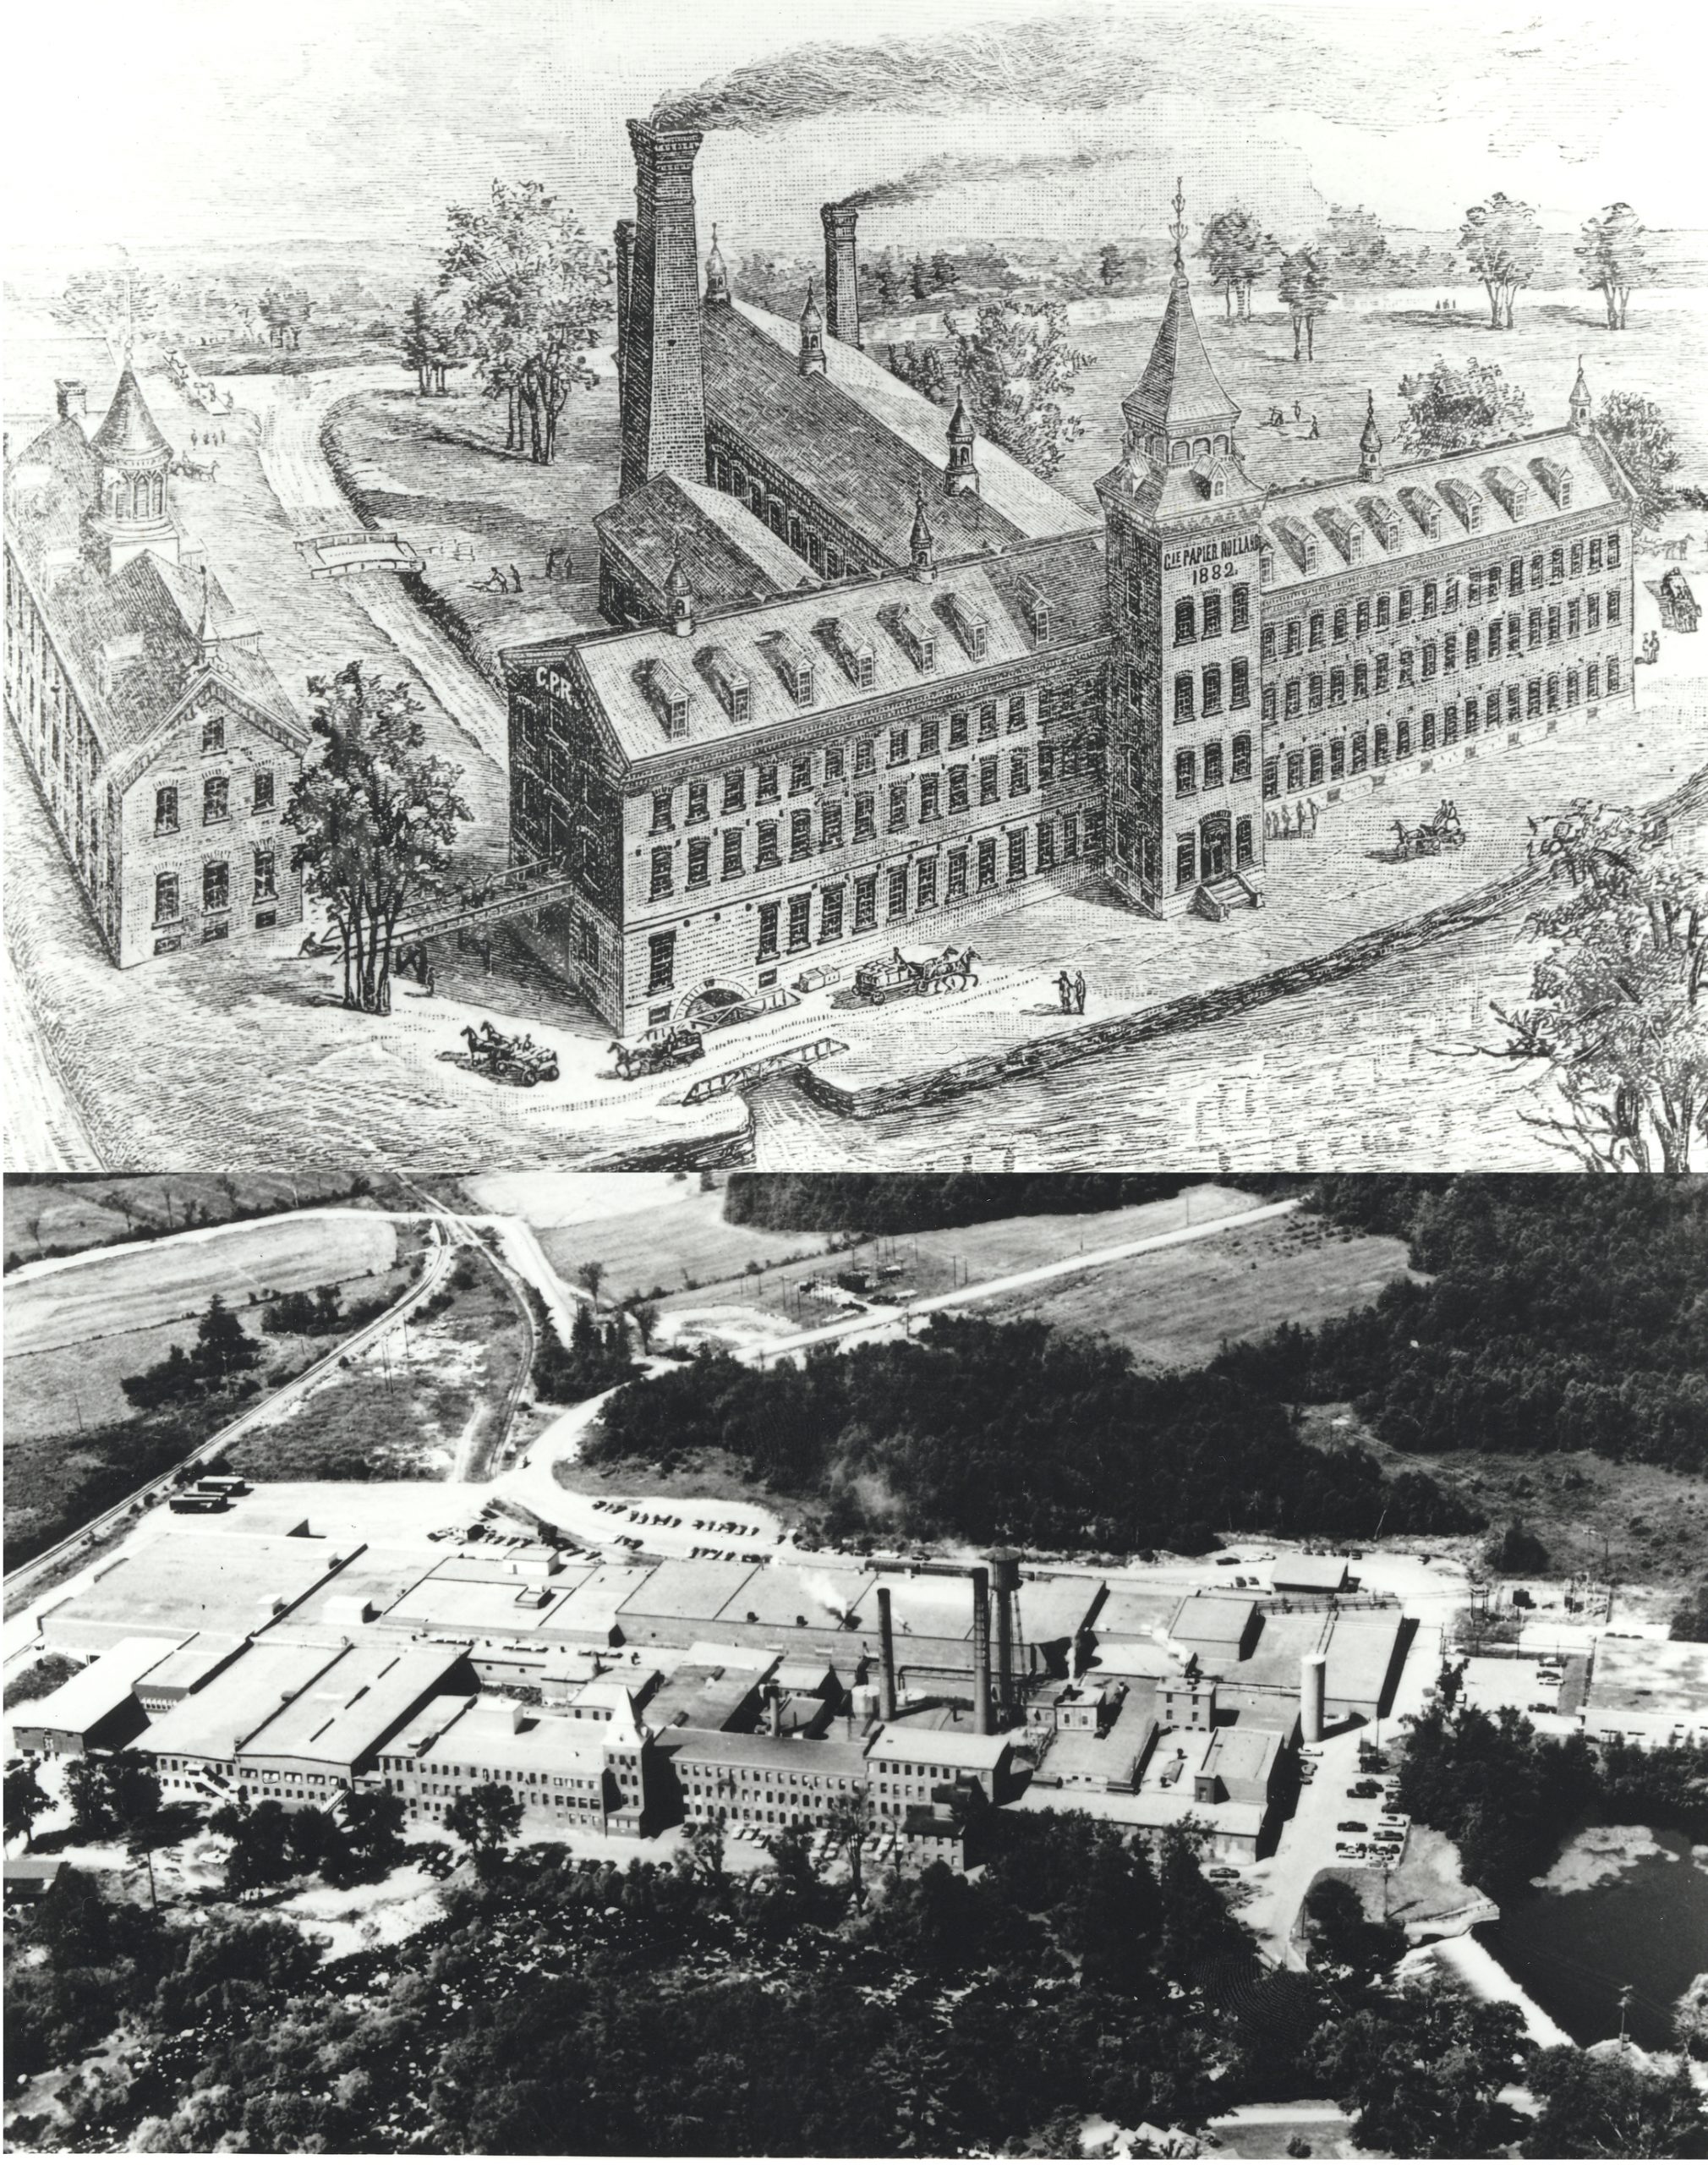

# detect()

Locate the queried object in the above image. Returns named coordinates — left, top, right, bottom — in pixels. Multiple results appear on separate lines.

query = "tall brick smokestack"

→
left=620, top=120, right=708, bottom=499
left=821, top=204, right=862, bottom=348
left=877, top=1585, right=897, bottom=1720
left=972, top=1566, right=992, bottom=1735
left=613, top=218, right=636, bottom=399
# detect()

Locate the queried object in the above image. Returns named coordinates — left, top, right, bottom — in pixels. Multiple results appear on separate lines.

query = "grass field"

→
left=3, top=1171, right=412, bottom=1269
left=227, top=1250, right=527, bottom=1483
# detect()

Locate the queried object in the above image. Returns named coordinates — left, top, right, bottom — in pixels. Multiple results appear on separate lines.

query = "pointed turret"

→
left=664, top=546, right=694, bottom=636
left=703, top=224, right=730, bottom=308
left=1120, top=178, right=1241, bottom=472
left=1569, top=355, right=1592, bottom=434
left=90, top=366, right=172, bottom=463
left=798, top=278, right=826, bottom=375
left=1358, top=390, right=1383, bottom=480
left=944, top=383, right=979, bottom=496
left=909, top=490, right=936, bottom=578
left=89, top=364, right=178, bottom=573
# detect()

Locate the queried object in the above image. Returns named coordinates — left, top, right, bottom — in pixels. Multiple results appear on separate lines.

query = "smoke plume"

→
left=829, top=145, right=1140, bottom=216
left=653, top=16, right=1154, bottom=132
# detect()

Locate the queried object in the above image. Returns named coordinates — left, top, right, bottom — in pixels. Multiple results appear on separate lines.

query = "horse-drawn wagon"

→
left=442, top=1021, right=560, bottom=1087
left=1391, top=799, right=1467, bottom=860
left=850, top=945, right=981, bottom=1004
left=607, top=1023, right=706, bottom=1080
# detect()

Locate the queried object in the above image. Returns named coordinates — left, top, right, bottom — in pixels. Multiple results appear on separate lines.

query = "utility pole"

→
left=1617, top=1983, right=1633, bottom=2045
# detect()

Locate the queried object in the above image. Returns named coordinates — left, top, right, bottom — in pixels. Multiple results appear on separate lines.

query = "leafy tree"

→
left=1303, top=1874, right=1405, bottom=1998
left=1098, top=242, right=1125, bottom=290
left=1492, top=800, right=1708, bottom=1172
left=445, top=1780, right=523, bottom=1870
left=5, top=1756, right=51, bottom=1847
left=1397, top=355, right=1533, bottom=456
left=1596, top=390, right=1682, bottom=530
left=340, top=1788, right=409, bottom=1878
left=1311, top=1974, right=1529, bottom=2156
left=259, top=284, right=314, bottom=350
left=1526, top=2042, right=1708, bottom=2157
left=1459, top=193, right=1543, bottom=328
left=63, top=1749, right=161, bottom=1839
left=55, top=268, right=165, bottom=353
left=1276, top=245, right=1336, bottom=359
left=1671, top=1579, right=1708, bottom=1642
left=950, top=299, right=1094, bottom=478
left=195, top=1293, right=261, bottom=1382
left=398, top=288, right=463, bottom=395
left=910, top=253, right=931, bottom=302
left=929, top=250, right=960, bottom=293
left=576, top=1259, right=606, bottom=1305
left=886, top=337, right=952, bottom=405
left=823, top=1787, right=871, bottom=1906
left=211, top=1796, right=298, bottom=1893
left=682, top=1816, right=728, bottom=1898
left=1576, top=202, right=1648, bottom=332
left=1486, top=1518, right=1549, bottom=1574
left=1201, top=207, right=1274, bottom=320
left=284, top=660, right=472, bottom=1016
left=630, top=1300, right=660, bottom=1356
left=1322, top=202, right=1392, bottom=283
left=5, top=1652, right=81, bottom=1709
left=441, top=179, right=610, bottom=462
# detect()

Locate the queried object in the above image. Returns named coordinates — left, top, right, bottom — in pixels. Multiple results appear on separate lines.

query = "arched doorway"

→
left=677, top=981, right=753, bottom=1029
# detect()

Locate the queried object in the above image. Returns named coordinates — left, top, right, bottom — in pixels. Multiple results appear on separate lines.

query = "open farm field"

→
left=3, top=1170, right=412, bottom=1267
left=227, top=1250, right=527, bottom=1483
left=5, top=1214, right=402, bottom=1358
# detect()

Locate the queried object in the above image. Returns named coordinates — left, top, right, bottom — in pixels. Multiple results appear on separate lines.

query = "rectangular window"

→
left=948, top=712, right=968, bottom=749
left=202, top=715, right=225, bottom=753
left=919, top=773, right=941, bottom=820
left=1010, top=751, right=1029, bottom=795
left=1530, top=552, right=1545, bottom=590
left=1570, top=543, right=1585, bottom=577
left=1566, top=668, right=1580, bottom=706
left=1202, top=664, right=1223, bottom=715
left=1203, top=740, right=1224, bottom=790
left=1466, top=628, right=1481, bottom=666
left=1309, top=611, right=1325, bottom=650
left=687, top=780, right=709, bottom=823
left=1038, top=743, right=1056, bottom=787
left=946, top=847, right=968, bottom=898
left=1550, top=547, right=1565, bottom=584
left=1174, top=671, right=1194, bottom=721
left=1350, top=731, right=1368, bottom=774
left=888, top=726, right=909, bottom=766
left=1262, top=757, right=1279, bottom=800
left=1399, top=649, right=1415, bottom=687
left=1546, top=672, right=1560, bottom=712
left=1063, top=811, right=1080, bottom=859
left=1175, top=748, right=1196, bottom=797
left=203, top=861, right=229, bottom=911
left=978, top=702, right=999, bottom=739
left=1607, top=588, right=1622, bottom=625
left=979, top=757, right=999, bottom=806
left=1568, top=598, right=1581, bottom=637
left=1375, top=595, right=1391, bottom=630
left=819, top=885, right=844, bottom=940
left=1422, top=580, right=1437, bottom=617
left=1373, top=723, right=1390, bottom=765
left=916, top=857, right=938, bottom=908
left=1308, top=672, right=1324, bottom=712
left=253, top=770, right=275, bottom=814
left=1176, top=830, right=1196, bottom=890
left=1261, top=624, right=1277, bottom=663
left=1528, top=608, right=1543, bottom=649
left=854, top=793, right=876, bottom=841
left=948, top=766, right=969, bottom=813
left=1231, top=584, right=1250, bottom=631
left=1546, top=605, right=1560, bottom=644
left=999, top=693, right=1024, bottom=734
left=1587, top=662, right=1601, bottom=699
left=253, top=849, right=276, bottom=899
left=854, top=874, right=878, bottom=930
left=203, top=776, right=229, bottom=824
left=1355, top=598, right=1371, bottom=637
left=1421, top=641, right=1437, bottom=679
left=1175, top=596, right=1196, bottom=644
left=757, top=902, right=780, bottom=958
left=1286, top=617, right=1302, bottom=656
left=1607, top=654, right=1622, bottom=692
left=918, top=716, right=941, bottom=757
left=791, top=808, right=813, bottom=859
left=155, top=870, right=180, bottom=923
left=687, top=836, right=710, bottom=886
left=1328, top=666, right=1346, bottom=705
left=1508, top=682, right=1523, bottom=720
left=1309, top=743, right=1325, bottom=785
left=1425, top=711, right=1439, bottom=749
left=1590, top=539, right=1604, bottom=573
left=651, top=788, right=673, bottom=831
left=790, top=757, right=813, bottom=795
left=723, top=770, right=747, bottom=814
left=1262, top=682, right=1278, bottom=724
left=1231, top=731, right=1252, bottom=782
left=1510, top=556, right=1525, bottom=594
left=1444, top=632, right=1458, bottom=671
left=1229, top=656, right=1250, bottom=709
left=1007, top=830, right=1026, bottom=882
left=821, top=801, right=844, bottom=850
left=1588, top=595, right=1601, bottom=633
left=1286, top=749, right=1305, bottom=792
left=1398, top=715, right=1413, bottom=755
left=977, top=836, right=998, bottom=888
left=1445, top=578, right=1459, bottom=611
left=756, top=821, right=780, bottom=869
left=1352, top=659, right=1368, bottom=699
left=887, top=782, right=908, bottom=831
left=1333, top=604, right=1348, bottom=643
left=723, top=830, right=744, bottom=878
left=155, top=785, right=178, bottom=834
left=1329, top=737, right=1345, bottom=779
left=1528, top=677, right=1542, bottom=717
left=1037, top=819, right=1056, bottom=871
left=853, top=738, right=876, bottom=777
left=757, top=765, right=780, bottom=803
left=788, top=893, right=812, bottom=950
left=1285, top=678, right=1302, bottom=719
left=1374, top=654, right=1390, bottom=693
left=649, top=845, right=673, bottom=898
left=1202, top=591, right=1223, bottom=639
left=1469, top=570, right=1483, bottom=605
left=1398, top=588, right=1414, bottom=625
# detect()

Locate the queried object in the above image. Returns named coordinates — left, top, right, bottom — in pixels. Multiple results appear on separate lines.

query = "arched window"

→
left=1214, top=433, right=1230, bottom=456
left=110, top=478, right=127, bottom=518
left=1193, top=436, right=1211, bottom=459
left=1149, top=435, right=1164, bottom=462
left=1169, top=440, right=1189, bottom=467
left=151, top=472, right=165, bottom=517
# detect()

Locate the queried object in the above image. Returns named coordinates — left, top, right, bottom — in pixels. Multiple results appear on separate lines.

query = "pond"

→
left=1481, top=1824, right=1708, bottom=2048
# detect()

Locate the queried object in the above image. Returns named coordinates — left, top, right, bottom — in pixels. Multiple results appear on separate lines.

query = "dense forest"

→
left=590, top=1313, right=1477, bottom=1553
left=721, top=1172, right=1216, bottom=1234
left=1220, top=1176, right=1708, bottom=1473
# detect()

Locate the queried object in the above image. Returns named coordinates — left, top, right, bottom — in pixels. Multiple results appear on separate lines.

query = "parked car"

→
left=1338, top=1820, right=1369, bottom=1833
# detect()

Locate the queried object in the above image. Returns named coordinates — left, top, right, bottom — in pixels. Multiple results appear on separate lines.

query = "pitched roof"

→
left=703, top=303, right=1030, bottom=568
left=1123, top=273, right=1239, bottom=436
left=541, top=530, right=1110, bottom=768
left=595, top=472, right=819, bottom=614
left=90, top=366, right=172, bottom=463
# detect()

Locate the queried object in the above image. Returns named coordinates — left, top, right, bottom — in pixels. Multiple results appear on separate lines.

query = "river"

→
left=745, top=886, right=1556, bottom=1170
left=1482, top=1824, right=1708, bottom=2049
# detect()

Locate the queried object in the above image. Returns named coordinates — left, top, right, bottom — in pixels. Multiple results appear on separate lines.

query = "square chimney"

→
left=821, top=205, right=862, bottom=349
left=620, top=120, right=709, bottom=499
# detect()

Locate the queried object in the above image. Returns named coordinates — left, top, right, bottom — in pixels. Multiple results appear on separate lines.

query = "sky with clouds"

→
left=3, top=0, right=1700, bottom=277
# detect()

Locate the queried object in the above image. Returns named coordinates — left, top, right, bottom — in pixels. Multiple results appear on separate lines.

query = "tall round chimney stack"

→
left=972, top=1566, right=993, bottom=1735
left=620, top=121, right=709, bottom=500
left=1300, top=1651, right=1328, bottom=1746
left=876, top=1584, right=898, bottom=1721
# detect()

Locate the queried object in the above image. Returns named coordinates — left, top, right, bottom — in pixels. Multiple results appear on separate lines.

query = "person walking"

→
left=508, top=564, right=523, bottom=592
left=1073, top=970, right=1087, bottom=1016
left=1056, top=969, right=1073, bottom=1013
left=1308, top=414, right=1320, bottom=440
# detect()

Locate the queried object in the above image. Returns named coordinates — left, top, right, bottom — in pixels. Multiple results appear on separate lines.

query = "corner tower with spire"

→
left=1095, top=178, right=1267, bottom=918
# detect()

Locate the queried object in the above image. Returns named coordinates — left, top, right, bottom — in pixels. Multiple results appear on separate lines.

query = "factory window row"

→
left=643, top=688, right=1104, bottom=832
left=1260, top=606, right=1623, bottom=720
left=153, top=851, right=277, bottom=926
left=1172, top=734, right=1255, bottom=797
left=1172, top=585, right=1251, bottom=643
left=1170, top=660, right=1251, bottom=721
left=1260, top=540, right=1623, bottom=657
left=647, top=754, right=1103, bottom=896
left=708, top=451, right=850, bottom=578
left=154, top=770, right=276, bottom=834
left=1260, top=660, right=1621, bottom=797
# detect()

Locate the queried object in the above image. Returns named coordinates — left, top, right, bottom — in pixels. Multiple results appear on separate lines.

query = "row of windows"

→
left=1257, top=610, right=1622, bottom=721
left=1171, top=586, right=1252, bottom=643
left=643, top=812, right=1104, bottom=990
left=1262, top=660, right=1622, bottom=794
left=1170, top=660, right=1251, bottom=721
left=1174, top=819, right=1257, bottom=889
left=155, top=852, right=276, bottom=924
left=1261, top=543, right=1622, bottom=655
left=709, top=452, right=851, bottom=579
left=648, top=754, right=1102, bottom=895
left=643, top=689, right=1103, bottom=830
left=156, top=771, right=275, bottom=831
left=1173, top=734, right=1255, bottom=796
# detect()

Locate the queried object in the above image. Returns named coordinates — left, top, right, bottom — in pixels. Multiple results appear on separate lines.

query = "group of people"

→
left=188, top=428, right=226, bottom=449
left=475, top=544, right=576, bottom=594
left=1267, top=797, right=1321, bottom=841
left=1262, top=402, right=1320, bottom=438
left=479, top=564, right=525, bottom=594
left=1055, top=969, right=1088, bottom=1015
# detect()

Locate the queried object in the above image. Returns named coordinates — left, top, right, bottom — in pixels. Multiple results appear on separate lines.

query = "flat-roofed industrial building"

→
left=12, top=1636, right=188, bottom=1757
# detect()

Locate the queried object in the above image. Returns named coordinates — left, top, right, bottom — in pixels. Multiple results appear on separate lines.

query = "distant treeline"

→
left=1219, top=1176, right=1708, bottom=1473
left=721, top=1173, right=1251, bottom=1235
left=588, top=1313, right=1477, bottom=1554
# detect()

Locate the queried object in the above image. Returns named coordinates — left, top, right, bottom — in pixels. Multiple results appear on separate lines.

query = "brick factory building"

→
left=506, top=129, right=1637, bottom=1037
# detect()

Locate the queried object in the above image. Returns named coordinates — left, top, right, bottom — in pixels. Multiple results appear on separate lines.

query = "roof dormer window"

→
left=1399, top=486, right=1442, bottom=540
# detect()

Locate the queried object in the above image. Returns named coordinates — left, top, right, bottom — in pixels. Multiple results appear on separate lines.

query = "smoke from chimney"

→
left=825, top=145, right=1133, bottom=216
left=619, top=120, right=709, bottom=500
